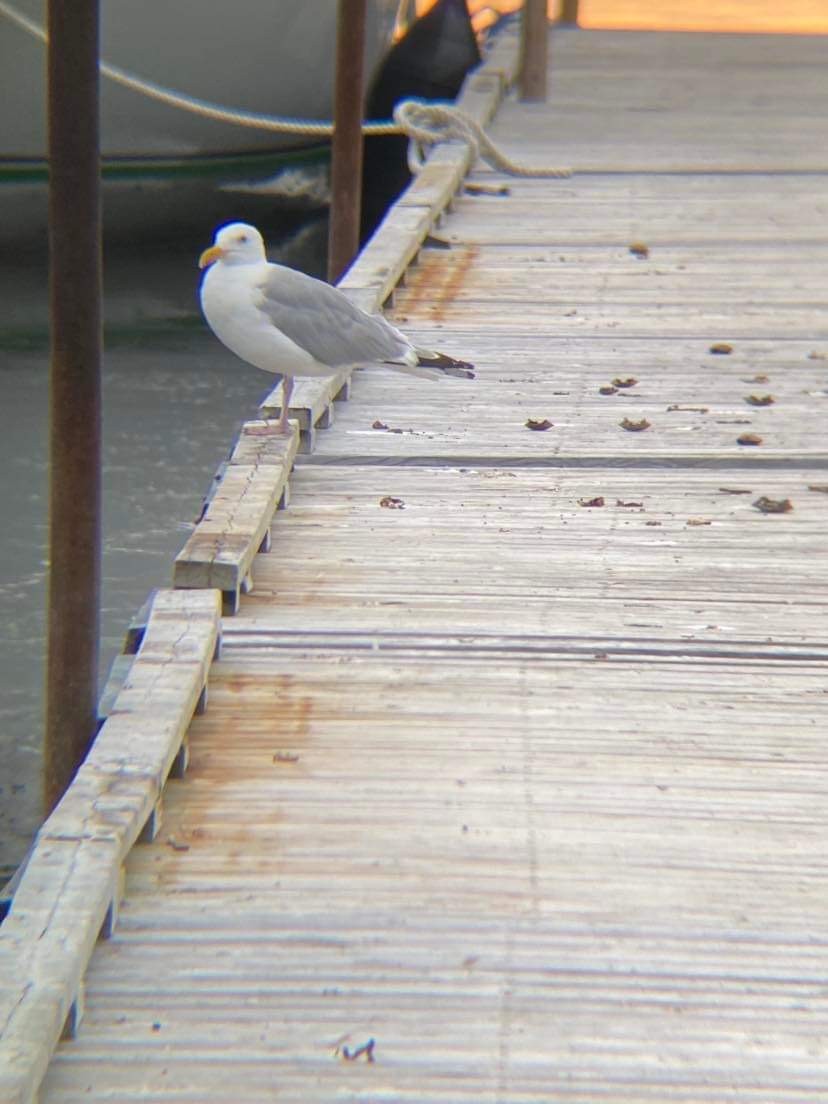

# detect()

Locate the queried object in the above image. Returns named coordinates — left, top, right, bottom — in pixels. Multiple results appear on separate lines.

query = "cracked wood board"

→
left=0, top=588, right=220, bottom=1104
left=173, top=420, right=298, bottom=610
left=0, top=838, right=121, bottom=1104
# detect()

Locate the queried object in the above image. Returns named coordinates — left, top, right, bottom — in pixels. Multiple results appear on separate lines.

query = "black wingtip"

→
left=416, top=352, right=475, bottom=379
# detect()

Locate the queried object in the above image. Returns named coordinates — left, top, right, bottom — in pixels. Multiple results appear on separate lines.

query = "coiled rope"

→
left=393, top=99, right=570, bottom=177
left=0, top=0, right=570, bottom=177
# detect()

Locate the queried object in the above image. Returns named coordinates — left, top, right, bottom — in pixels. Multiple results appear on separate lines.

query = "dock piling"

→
left=520, top=0, right=548, bottom=102
left=327, top=0, right=368, bottom=283
left=43, top=0, right=103, bottom=815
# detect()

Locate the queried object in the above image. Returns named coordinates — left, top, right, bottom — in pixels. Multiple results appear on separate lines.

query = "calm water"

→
left=0, top=209, right=328, bottom=879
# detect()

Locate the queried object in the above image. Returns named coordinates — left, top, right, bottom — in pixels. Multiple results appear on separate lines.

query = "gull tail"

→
left=379, top=346, right=475, bottom=380
left=414, top=349, right=475, bottom=379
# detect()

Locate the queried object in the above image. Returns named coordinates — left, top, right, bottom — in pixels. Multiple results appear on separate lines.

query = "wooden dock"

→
left=4, top=22, right=828, bottom=1103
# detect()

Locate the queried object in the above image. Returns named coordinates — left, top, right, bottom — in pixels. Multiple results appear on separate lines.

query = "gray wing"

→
left=254, top=264, right=412, bottom=368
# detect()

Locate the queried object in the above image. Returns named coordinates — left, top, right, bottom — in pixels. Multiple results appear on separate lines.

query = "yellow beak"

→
left=198, top=244, right=225, bottom=270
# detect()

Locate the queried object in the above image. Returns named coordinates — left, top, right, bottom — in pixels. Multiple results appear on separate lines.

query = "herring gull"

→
left=198, top=222, right=474, bottom=434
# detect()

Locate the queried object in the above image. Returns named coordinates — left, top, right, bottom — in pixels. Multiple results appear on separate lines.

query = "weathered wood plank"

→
left=96, top=653, right=134, bottom=723
left=484, top=27, right=828, bottom=173
left=39, top=640, right=828, bottom=1103
left=301, top=335, right=828, bottom=461
left=173, top=420, right=298, bottom=612
left=0, top=588, right=220, bottom=1104
left=388, top=241, right=828, bottom=303
left=235, top=464, right=828, bottom=645
left=279, top=26, right=516, bottom=427
left=32, top=22, right=828, bottom=1104
left=392, top=300, right=828, bottom=336
left=258, top=371, right=350, bottom=454
left=341, top=203, right=442, bottom=308
left=0, top=838, right=120, bottom=1104
left=425, top=194, right=828, bottom=246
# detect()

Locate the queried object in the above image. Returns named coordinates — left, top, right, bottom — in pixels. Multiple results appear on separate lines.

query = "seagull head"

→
left=198, top=222, right=266, bottom=269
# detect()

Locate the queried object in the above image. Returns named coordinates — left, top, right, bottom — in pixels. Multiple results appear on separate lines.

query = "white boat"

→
left=0, top=0, right=403, bottom=238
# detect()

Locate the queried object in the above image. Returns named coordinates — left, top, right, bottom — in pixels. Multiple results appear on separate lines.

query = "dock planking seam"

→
left=296, top=454, right=828, bottom=471
left=30, top=23, right=828, bottom=1103
left=220, top=636, right=828, bottom=665
left=169, top=28, right=520, bottom=616
left=219, top=624, right=828, bottom=660
left=0, top=588, right=221, bottom=1104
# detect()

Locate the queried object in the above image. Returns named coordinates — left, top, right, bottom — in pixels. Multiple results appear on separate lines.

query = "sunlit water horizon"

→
left=456, top=0, right=828, bottom=35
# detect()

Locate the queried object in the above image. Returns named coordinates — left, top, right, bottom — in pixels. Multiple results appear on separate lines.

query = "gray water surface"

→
left=0, top=212, right=327, bottom=878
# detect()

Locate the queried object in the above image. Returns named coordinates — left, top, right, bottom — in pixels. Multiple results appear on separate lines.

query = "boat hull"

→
left=0, top=0, right=400, bottom=239
left=1, top=0, right=400, bottom=159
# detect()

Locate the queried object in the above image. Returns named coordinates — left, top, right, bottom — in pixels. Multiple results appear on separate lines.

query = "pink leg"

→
left=276, top=374, right=293, bottom=434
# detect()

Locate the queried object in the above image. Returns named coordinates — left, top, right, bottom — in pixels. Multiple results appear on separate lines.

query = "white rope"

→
left=0, top=0, right=571, bottom=177
left=394, top=99, right=571, bottom=177
left=0, top=0, right=397, bottom=138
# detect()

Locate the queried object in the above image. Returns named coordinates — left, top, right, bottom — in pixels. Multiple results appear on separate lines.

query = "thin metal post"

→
left=327, top=0, right=368, bottom=283
left=559, top=0, right=580, bottom=25
left=44, top=0, right=102, bottom=814
left=520, top=0, right=548, bottom=103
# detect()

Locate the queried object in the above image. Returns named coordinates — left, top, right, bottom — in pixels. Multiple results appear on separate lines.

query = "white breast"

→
left=200, top=261, right=326, bottom=377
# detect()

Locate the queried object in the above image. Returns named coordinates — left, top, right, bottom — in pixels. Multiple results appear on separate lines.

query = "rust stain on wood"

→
left=16, top=25, right=828, bottom=1104
left=402, top=246, right=480, bottom=323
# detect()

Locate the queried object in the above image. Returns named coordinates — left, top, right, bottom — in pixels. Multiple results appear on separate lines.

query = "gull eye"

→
left=238, top=233, right=248, bottom=243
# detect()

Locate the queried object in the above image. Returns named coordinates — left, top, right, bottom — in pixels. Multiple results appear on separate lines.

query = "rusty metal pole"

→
left=559, top=0, right=580, bottom=25
left=43, top=0, right=102, bottom=814
left=520, top=0, right=548, bottom=102
left=327, top=0, right=368, bottom=283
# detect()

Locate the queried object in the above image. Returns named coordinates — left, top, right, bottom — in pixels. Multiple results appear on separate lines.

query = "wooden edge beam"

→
left=259, top=372, right=350, bottom=455
left=394, top=151, right=470, bottom=213
left=100, top=865, right=126, bottom=940
left=123, top=589, right=156, bottom=654
left=337, top=33, right=515, bottom=313
left=255, top=30, right=515, bottom=427
left=0, top=845, right=34, bottom=923
left=173, top=420, right=298, bottom=607
left=263, top=28, right=516, bottom=439
left=0, top=588, right=221, bottom=1103
left=0, top=24, right=526, bottom=1103
left=96, top=652, right=135, bottom=724
left=339, top=204, right=444, bottom=312
left=483, top=15, right=522, bottom=86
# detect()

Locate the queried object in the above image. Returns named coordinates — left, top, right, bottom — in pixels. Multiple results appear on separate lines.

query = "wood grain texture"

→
left=237, top=464, right=828, bottom=632
left=486, top=28, right=828, bottom=173
left=304, top=332, right=828, bottom=461
left=173, top=420, right=298, bottom=608
left=175, top=31, right=520, bottom=602
left=259, top=371, right=350, bottom=453
left=0, top=589, right=221, bottom=1104
left=280, top=24, right=520, bottom=440
left=30, top=23, right=828, bottom=1104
